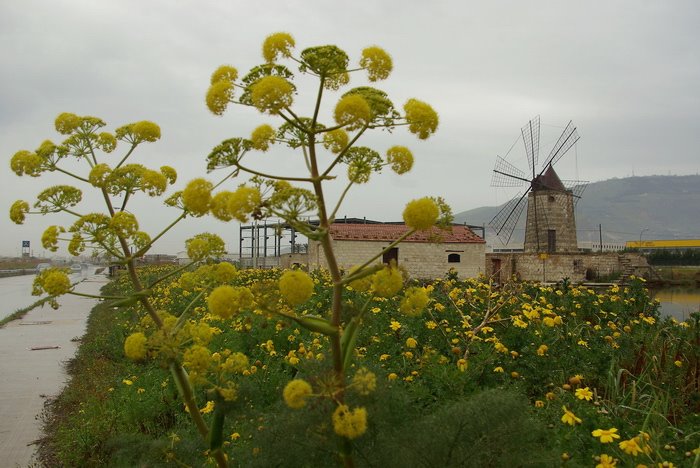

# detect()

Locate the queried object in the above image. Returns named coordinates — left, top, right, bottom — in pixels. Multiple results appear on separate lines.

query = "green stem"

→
left=171, top=290, right=206, bottom=335
left=233, top=161, right=315, bottom=182
left=52, top=166, right=90, bottom=183
left=132, top=212, right=186, bottom=258
left=147, top=261, right=198, bottom=289
left=321, top=125, right=368, bottom=179
left=328, top=180, right=354, bottom=222
left=340, top=229, right=416, bottom=284
left=114, top=143, right=137, bottom=170
left=67, top=290, right=127, bottom=300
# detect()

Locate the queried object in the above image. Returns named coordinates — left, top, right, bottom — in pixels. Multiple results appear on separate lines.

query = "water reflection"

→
left=651, top=286, right=700, bottom=321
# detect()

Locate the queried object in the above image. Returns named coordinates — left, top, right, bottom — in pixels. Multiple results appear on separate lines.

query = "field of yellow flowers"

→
left=43, top=266, right=699, bottom=467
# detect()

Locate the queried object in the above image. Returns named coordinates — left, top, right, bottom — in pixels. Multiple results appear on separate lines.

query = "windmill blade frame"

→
left=521, top=115, right=541, bottom=178
left=491, top=156, right=529, bottom=187
left=489, top=190, right=529, bottom=244
left=542, top=120, right=580, bottom=169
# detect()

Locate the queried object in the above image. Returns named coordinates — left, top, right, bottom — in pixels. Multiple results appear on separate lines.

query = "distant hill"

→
left=455, top=175, right=700, bottom=247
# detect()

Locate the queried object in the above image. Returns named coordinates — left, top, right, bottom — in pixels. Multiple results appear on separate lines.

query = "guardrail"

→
left=0, top=269, right=37, bottom=278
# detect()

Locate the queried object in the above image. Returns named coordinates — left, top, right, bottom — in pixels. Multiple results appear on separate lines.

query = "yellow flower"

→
left=360, top=46, right=392, bottom=81
left=457, top=358, right=468, bottom=372
left=536, top=344, right=548, bottom=356
left=122, top=379, right=133, bottom=386
left=403, top=197, right=439, bottom=230
left=322, top=129, right=349, bottom=153
left=283, top=379, right=313, bottom=409
left=251, top=124, right=276, bottom=151
left=386, top=146, right=414, bottom=174
left=250, top=76, right=294, bottom=114
left=41, top=225, right=65, bottom=252
left=332, top=405, right=367, bottom=439
left=575, top=387, right=593, bottom=401
left=124, top=332, right=147, bottom=361
left=186, top=233, right=226, bottom=261
left=379, top=354, right=390, bottom=361
left=569, top=374, right=584, bottom=385
left=207, top=285, right=254, bottom=319
left=388, top=373, right=398, bottom=381
left=399, top=287, right=430, bottom=316
left=545, top=392, right=556, bottom=401
left=210, top=65, right=238, bottom=84
left=279, top=270, right=315, bottom=306
left=262, top=32, right=295, bottom=62
left=55, top=112, right=81, bottom=134
left=199, top=401, right=215, bottom=414
left=389, top=320, right=401, bottom=331
left=561, top=406, right=582, bottom=426
left=227, top=185, right=262, bottom=223
left=592, top=428, right=621, bottom=443
left=334, top=94, right=371, bottom=130
left=372, top=266, right=403, bottom=298
left=405, top=337, right=417, bottom=348
left=10, top=150, right=43, bottom=177
left=9, top=200, right=30, bottom=224
left=210, top=191, right=235, bottom=222
left=493, top=367, right=504, bottom=373
left=534, top=400, right=544, bottom=408
left=36, top=270, right=71, bottom=296
left=206, top=80, right=234, bottom=115
left=596, top=454, right=617, bottom=468
left=182, top=178, right=213, bottom=216
left=403, top=98, right=439, bottom=139
left=618, top=437, right=643, bottom=456
left=674, top=360, right=682, bottom=367
left=130, top=121, right=161, bottom=142
left=352, top=368, right=377, bottom=395
left=230, top=432, right=241, bottom=441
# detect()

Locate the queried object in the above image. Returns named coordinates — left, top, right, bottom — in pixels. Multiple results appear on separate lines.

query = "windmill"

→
left=489, top=116, right=588, bottom=254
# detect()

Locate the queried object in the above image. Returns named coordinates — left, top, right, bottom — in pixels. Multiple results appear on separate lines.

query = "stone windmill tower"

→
left=489, top=116, right=587, bottom=254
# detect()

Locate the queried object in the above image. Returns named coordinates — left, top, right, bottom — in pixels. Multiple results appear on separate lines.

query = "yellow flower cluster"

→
left=182, top=178, right=213, bottom=216
left=250, top=76, right=294, bottom=114
left=207, top=285, right=254, bottom=319
left=332, top=405, right=367, bottom=439
left=124, top=332, right=148, bottom=360
left=386, top=146, right=414, bottom=174
left=403, top=98, right=439, bottom=140
left=250, top=124, right=276, bottom=151
left=9, top=200, right=30, bottom=224
left=33, top=269, right=71, bottom=296
left=186, top=233, right=226, bottom=261
left=334, top=94, right=371, bottom=130
left=322, top=129, right=349, bottom=153
left=279, top=270, right=315, bottom=306
left=206, top=81, right=235, bottom=116
left=41, top=225, right=65, bottom=252
left=371, top=266, right=403, bottom=298
left=399, top=287, right=430, bottom=316
left=283, top=378, right=313, bottom=409
left=403, top=197, right=439, bottom=230
left=262, top=32, right=295, bottom=63
left=10, top=150, right=43, bottom=177
left=360, top=46, right=392, bottom=81
left=351, top=367, right=377, bottom=395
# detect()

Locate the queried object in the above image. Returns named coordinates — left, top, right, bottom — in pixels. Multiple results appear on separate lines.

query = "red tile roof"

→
left=329, top=223, right=485, bottom=244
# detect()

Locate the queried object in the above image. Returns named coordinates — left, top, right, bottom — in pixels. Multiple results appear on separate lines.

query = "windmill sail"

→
left=489, top=190, right=529, bottom=244
left=521, top=116, right=540, bottom=177
left=542, top=121, right=579, bottom=168
left=491, top=156, right=528, bottom=187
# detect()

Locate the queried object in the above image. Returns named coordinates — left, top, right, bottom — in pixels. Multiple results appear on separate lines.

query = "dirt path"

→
left=0, top=273, right=108, bottom=467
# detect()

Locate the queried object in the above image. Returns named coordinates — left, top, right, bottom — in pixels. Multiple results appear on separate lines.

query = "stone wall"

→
left=304, top=239, right=485, bottom=280
left=524, top=190, right=578, bottom=253
left=486, top=252, right=648, bottom=283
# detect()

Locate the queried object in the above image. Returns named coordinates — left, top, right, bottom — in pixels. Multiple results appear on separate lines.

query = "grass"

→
left=0, top=296, right=55, bottom=328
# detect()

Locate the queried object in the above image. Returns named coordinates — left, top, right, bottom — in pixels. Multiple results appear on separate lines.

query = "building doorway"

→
left=383, top=247, right=398, bottom=265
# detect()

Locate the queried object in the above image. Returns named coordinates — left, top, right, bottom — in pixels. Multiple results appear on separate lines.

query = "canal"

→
left=652, top=285, right=700, bottom=321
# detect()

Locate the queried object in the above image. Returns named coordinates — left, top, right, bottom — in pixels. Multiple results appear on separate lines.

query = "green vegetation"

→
left=41, top=268, right=700, bottom=467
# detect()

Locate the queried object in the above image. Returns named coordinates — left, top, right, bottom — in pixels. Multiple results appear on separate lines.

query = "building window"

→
left=448, top=253, right=461, bottom=263
left=547, top=229, right=556, bottom=253
left=383, top=247, right=398, bottom=266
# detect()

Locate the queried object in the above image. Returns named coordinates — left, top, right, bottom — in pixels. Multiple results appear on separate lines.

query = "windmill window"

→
left=448, top=253, right=461, bottom=263
left=548, top=195, right=555, bottom=202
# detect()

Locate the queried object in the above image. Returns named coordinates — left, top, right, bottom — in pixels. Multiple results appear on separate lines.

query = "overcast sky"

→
left=2, top=0, right=699, bottom=258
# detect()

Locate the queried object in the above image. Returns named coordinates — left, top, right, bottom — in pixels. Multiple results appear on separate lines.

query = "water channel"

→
left=651, top=285, right=700, bottom=322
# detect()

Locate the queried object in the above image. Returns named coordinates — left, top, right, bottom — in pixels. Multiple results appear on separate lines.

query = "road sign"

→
left=22, top=240, right=30, bottom=248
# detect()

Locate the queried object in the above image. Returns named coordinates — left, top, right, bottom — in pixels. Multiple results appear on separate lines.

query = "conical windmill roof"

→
left=531, top=165, right=566, bottom=191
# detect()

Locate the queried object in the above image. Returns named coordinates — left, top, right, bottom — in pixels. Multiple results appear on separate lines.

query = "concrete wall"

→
left=486, top=252, right=648, bottom=283
left=304, top=239, right=484, bottom=280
